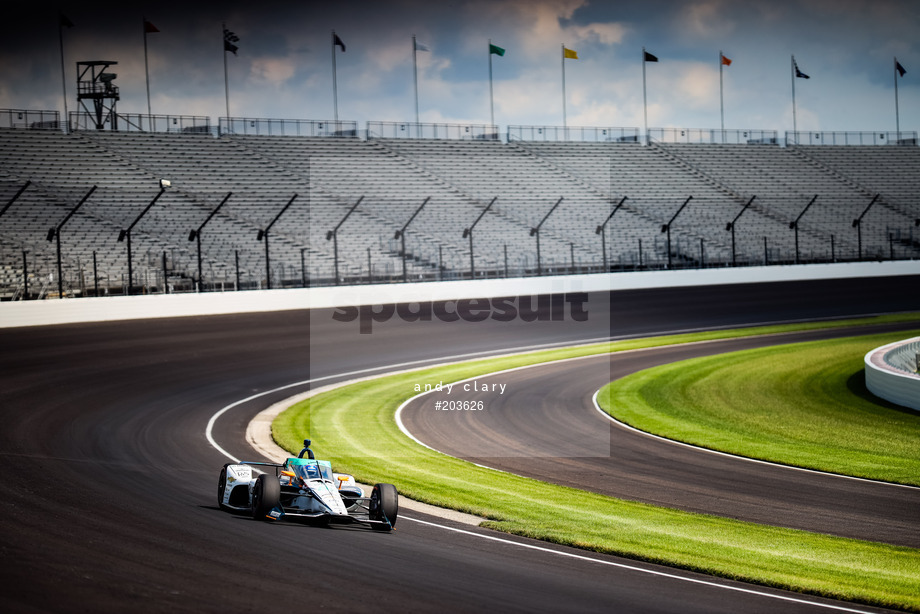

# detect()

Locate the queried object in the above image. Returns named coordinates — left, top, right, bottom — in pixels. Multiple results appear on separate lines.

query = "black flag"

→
left=644, top=50, right=658, bottom=62
left=224, top=27, right=239, bottom=55
left=333, top=33, right=346, bottom=52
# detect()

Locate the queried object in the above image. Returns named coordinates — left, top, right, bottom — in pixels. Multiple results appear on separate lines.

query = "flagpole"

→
left=223, top=23, right=231, bottom=121
left=791, top=55, right=797, bottom=137
left=894, top=57, right=901, bottom=139
left=489, top=39, right=495, bottom=129
left=561, top=44, right=567, bottom=131
left=719, top=51, right=725, bottom=139
left=58, top=17, right=68, bottom=133
left=413, top=35, right=420, bottom=125
left=332, top=30, right=339, bottom=122
left=144, top=17, right=152, bottom=121
left=642, top=47, right=648, bottom=145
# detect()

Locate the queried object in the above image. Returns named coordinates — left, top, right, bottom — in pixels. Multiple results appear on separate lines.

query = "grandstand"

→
left=1, top=110, right=918, bottom=299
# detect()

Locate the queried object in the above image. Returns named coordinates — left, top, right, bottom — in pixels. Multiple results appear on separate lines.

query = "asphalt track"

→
left=400, top=326, right=920, bottom=548
left=1, top=276, right=918, bottom=613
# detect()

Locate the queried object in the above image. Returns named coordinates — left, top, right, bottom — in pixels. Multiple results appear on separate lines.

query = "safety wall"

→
left=1, top=260, right=918, bottom=329
left=865, top=337, right=920, bottom=412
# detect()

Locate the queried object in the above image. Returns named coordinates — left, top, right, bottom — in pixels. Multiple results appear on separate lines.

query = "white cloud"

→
left=250, top=57, right=297, bottom=86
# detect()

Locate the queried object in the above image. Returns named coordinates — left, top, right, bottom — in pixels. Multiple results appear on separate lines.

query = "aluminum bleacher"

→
left=1, top=120, right=917, bottom=298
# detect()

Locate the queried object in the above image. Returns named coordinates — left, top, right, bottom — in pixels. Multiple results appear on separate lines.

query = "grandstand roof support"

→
left=531, top=197, right=564, bottom=277
left=188, top=192, right=232, bottom=292
left=47, top=185, right=97, bottom=299
left=395, top=196, right=430, bottom=283
left=726, top=195, right=756, bottom=266
left=852, top=194, right=880, bottom=261
left=463, top=196, right=497, bottom=279
left=327, top=196, right=363, bottom=286
left=661, top=196, right=693, bottom=269
left=596, top=196, right=627, bottom=271
left=119, top=186, right=166, bottom=295
left=789, top=195, right=818, bottom=265
left=258, top=193, right=299, bottom=290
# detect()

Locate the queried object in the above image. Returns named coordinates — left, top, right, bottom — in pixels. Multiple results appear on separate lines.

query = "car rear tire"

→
left=251, top=473, right=281, bottom=521
left=370, top=483, right=398, bottom=531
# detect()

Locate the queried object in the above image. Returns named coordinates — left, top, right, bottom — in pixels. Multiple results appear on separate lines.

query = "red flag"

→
left=144, top=19, right=160, bottom=34
left=721, top=53, right=732, bottom=66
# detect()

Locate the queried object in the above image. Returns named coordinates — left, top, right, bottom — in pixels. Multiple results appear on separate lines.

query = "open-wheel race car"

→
left=217, top=440, right=398, bottom=531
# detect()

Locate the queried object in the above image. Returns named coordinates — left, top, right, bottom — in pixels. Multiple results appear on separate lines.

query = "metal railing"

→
left=0, top=109, right=62, bottom=130
left=220, top=117, right=358, bottom=137
left=508, top=125, right=640, bottom=143
left=649, top=128, right=779, bottom=145
left=367, top=121, right=498, bottom=140
left=69, top=112, right=212, bottom=134
left=787, top=131, right=918, bottom=146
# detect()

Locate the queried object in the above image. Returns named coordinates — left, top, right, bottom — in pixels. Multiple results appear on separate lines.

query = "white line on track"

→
left=399, top=515, right=880, bottom=614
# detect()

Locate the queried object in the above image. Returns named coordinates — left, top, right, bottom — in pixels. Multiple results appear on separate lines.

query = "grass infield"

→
left=598, top=329, right=920, bottom=486
left=273, top=313, right=920, bottom=611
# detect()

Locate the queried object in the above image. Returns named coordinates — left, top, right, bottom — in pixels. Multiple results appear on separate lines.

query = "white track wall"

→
left=865, top=338, right=920, bottom=412
left=1, top=260, right=918, bottom=329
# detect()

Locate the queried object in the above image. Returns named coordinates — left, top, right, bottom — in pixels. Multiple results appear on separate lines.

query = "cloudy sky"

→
left=1, top=0, right=917, bottom=135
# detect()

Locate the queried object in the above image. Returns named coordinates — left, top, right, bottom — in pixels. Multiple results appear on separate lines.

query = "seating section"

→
left=1, top=128, right=917, bottom=297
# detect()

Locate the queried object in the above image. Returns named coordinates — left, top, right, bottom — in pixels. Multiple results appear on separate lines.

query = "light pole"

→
left=852, top=194, right=880, bottom=260
left=326, top=196, right=363, bottom=286
left=595, top=196, right=627, bottom=271
left=790, top=195, right=818, bottom=264
left=530, top=197, right=563, bottom=276
left=0, top=180, right=30, bottom=219
left=395, top=196, right=430, bottom=282
left=118, top=184, right=166, bottom=295
left=47, top=185, right=96, bottom=299
left=257, top=193, right=298, bottom=289
left=661, top=196, right=692, bottom=269
left=726, top=195, right=756, bottom=266
left=462, top=196, right=496, bottom=279
left=188, top=192, right=232, bottom=292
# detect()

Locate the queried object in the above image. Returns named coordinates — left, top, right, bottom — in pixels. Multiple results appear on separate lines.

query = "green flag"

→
left=489, top=43, right=505, bottom=57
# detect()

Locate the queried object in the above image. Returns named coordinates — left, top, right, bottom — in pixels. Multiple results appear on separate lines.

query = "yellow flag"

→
left=563, top=47, right=578, bottom=60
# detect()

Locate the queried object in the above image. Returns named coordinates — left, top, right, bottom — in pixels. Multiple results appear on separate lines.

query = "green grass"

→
left=273, top=313, right=920, bottom=611
left=599, top=329, right=920, bottom=486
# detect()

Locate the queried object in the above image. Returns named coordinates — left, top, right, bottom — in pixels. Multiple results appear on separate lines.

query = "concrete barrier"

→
left=2, top=260, right=918, bottom=329
left=865, top=337, right=920, bottom=412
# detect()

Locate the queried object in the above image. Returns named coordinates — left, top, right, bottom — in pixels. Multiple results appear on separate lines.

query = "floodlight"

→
left=188, top=229, right=197, bottom=241
left=257, top=229, right=264, bottom=241
left=46, top=227, right=56, bottom=242
left=118, top=229, right=127, bottom=242
left=160, top=179, right=171, bottom=188
left=99, top=72, right=117, bottom=83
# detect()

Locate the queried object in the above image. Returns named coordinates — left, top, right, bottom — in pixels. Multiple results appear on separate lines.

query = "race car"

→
left=217, top=439, right=398, bottom=531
